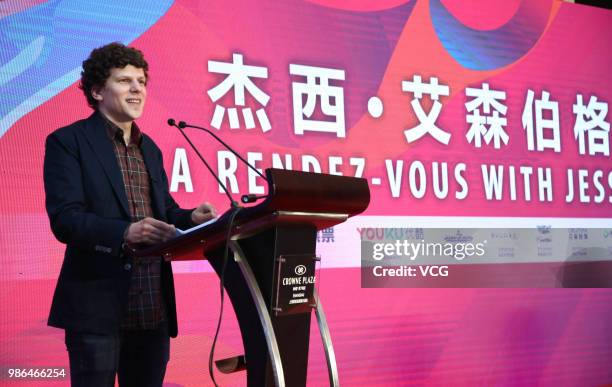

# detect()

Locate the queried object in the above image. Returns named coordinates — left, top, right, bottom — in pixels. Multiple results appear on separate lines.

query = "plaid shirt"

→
left=104, top=117, right=166, bottom=330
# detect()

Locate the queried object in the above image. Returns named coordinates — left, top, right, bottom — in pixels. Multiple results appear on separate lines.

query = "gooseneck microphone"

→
left=171, top=119, right=270, bottom=204
left=241, top=194, right=268, bottom=204
left=177, top=120, right=266, bottom=179
left=166, top=118, right=240, bottom=208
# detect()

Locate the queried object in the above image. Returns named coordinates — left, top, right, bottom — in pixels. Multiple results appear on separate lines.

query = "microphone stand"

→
left=177, top=120, right=266, bottom=180
left=171, top=119, right=270, bottom=204
left=167, top=119, right=240, bottom=208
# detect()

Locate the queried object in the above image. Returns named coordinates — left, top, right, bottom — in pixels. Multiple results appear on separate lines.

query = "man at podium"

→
left=43, top=42, right=215, bottom=387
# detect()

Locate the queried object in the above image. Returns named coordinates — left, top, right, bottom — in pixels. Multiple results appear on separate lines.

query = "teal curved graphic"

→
left=430, top=0, right=553, bottom=70
left=0, top=0, right=174, bottom=137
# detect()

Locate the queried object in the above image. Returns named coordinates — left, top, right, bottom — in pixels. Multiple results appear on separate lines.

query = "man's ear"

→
left=91, top=87, right=104, bottom=102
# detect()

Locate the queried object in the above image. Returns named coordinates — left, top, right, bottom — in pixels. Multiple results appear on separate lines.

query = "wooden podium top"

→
left=128, top=168, right=370, bottom=261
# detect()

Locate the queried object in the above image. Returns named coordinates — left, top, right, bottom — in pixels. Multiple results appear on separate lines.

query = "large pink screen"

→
left=1, top=0, right=611, bottom=385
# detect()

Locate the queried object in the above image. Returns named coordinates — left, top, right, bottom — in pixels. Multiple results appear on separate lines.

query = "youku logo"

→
left=295, top=265, right=307, bottom=275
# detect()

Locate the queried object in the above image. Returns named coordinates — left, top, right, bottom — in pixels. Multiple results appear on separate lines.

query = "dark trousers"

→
left=65, top=325, right=170, bottom=387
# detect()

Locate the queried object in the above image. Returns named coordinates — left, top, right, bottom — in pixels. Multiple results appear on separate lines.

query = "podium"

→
left=131, top=168, right=370, bottom=386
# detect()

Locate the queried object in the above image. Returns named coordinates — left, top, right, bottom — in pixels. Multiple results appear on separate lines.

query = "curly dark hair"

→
left=79, top=42, right=149, bottom=109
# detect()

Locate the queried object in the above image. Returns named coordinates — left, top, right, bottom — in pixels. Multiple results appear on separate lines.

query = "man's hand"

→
left=125, top=217, right=176, bottom=245
left=191, top=202, right=217, bottom=225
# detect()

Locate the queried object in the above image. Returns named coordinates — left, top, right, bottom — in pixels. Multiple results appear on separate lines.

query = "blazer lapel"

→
left=82, top=112, right=130, bottom=217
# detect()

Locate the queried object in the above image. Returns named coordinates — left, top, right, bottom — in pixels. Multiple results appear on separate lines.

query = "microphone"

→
left=240, top=194, right=268, bottom=204
left=177, top=121, right=266, bottom=179
left=174, top=120, right=269, bottom=204
left=167, top=118, right=240, bottom=208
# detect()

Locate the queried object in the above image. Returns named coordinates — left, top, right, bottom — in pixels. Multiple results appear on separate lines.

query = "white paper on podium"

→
left=176, top=217, right=218, bottom=236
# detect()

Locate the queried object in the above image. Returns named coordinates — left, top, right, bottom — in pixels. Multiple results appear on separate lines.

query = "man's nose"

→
left=130, top=80, right=143, bottom=92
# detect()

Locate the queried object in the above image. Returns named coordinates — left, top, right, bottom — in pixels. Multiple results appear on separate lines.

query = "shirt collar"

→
left=101, top=113, right=143, bottom=146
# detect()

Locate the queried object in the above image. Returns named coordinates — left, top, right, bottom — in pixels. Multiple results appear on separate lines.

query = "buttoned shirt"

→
left=104, top=117, right=166, bottom=330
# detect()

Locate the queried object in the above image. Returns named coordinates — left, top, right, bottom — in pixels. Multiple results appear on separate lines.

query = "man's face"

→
left=92, top=65, right=147, bottom=127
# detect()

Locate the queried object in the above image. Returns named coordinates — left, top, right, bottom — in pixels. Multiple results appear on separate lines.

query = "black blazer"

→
left=43, top=111, right=193, bottom=337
